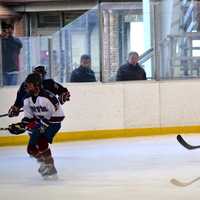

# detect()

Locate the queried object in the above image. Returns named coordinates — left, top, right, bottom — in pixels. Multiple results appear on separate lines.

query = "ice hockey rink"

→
left=0, top=134, right=200, bottom=200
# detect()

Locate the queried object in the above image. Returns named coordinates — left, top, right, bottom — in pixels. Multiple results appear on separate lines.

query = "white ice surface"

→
left=0, top=135, right=200, bottom=200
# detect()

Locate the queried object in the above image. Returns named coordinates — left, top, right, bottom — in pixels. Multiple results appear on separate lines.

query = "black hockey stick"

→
left=0, top=127, right=9, bottom=131
left=177, top=134, right=200, bottom=150
left=170, top=177, right=200, bottom=187
left=0, top=110, right=23, bottom=118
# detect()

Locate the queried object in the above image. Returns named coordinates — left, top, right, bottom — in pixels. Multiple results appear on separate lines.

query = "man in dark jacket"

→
left=70, top=54, right=96, bottom=82
left=116, top=52, right=147, bottom=81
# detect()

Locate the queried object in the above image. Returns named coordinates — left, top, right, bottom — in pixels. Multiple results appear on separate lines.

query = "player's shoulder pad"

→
left=43, top=78, right=55, bottom=84
left=18, top=81, right=26, bottom=92
left=43, top=78, right=60, bottom=90
left=40, top=89, right=59, bottom=110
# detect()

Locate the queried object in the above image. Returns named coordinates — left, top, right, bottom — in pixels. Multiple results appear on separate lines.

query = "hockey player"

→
left=8, top=65, right=70, bottom=117
left=8, top=73, right=65, bottom=178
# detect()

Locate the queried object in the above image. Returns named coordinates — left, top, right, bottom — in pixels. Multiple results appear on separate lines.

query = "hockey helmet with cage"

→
left=33, top=65, right=47, bottom=78
left=25, top=73, right=42, bottom=88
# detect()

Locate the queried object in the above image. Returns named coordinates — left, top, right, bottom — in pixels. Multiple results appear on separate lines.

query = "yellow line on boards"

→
left=0, top=125, right=200, bottom=147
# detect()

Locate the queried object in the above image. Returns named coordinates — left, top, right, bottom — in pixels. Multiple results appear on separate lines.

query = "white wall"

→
left=1, top=80, right=200, bottom=135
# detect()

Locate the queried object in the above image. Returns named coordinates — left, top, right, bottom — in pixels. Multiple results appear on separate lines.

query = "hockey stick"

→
left=0, top=127, right=9, bottom=131
left=170, top=177, right=200, bottom=187
left=0, top=110, right=23, bottom=118
left=176, top=134, right=200, bottom=150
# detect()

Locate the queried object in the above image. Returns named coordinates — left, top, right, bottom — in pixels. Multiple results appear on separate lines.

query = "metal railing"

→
left=160, top=32, right=200, bottom=79
left=139, top=47, right=154, bottom=65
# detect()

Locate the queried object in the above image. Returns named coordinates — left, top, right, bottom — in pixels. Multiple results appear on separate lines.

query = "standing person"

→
left=2, top=23, right=23, bottom=85
left=8, top=73, right=65, bottom=178
left=0, top=22, right=8, bottom=38
left=8, top=65, right=70, bottom=117
left=70, top=54, right=96, bottom=82
left=116, top=52, right=147, bottom=81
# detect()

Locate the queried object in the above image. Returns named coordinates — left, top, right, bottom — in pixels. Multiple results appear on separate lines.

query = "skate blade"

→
left=42, top=174, right=58, bottom=181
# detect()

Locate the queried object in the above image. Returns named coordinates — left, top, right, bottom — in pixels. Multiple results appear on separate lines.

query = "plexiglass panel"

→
left=160, top=33, right=200, bottom=79
left=156, top=0, right=200, bottom=79
left=1, top=36, right=50, bottom=85
left=100, top=2, right=153, bottom=82
left=2, top=1, right=200, bottom=86
left=51, top=7, right=100, bottom=83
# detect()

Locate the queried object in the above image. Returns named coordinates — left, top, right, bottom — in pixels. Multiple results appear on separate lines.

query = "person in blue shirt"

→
left=2, top=23, right=23, bottom=85
left=70, top=54, right=96, bottom=82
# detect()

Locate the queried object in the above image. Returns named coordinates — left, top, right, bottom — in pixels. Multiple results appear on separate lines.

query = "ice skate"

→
left=41, top=164, right=58, bottom=180
left=38, top=161, right=46, bottom=174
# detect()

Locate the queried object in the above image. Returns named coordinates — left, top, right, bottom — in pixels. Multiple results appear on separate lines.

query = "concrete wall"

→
left=1, top=80, right=200, bottom=136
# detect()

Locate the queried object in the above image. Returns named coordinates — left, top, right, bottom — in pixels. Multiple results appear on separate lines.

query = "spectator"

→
left=0, top=22, right=8, bottom=38
left=116, top=51, right=147, bottom=81
left=70, top=54, right=96, bottom=82
left=2, top=23, right=23, bottom=85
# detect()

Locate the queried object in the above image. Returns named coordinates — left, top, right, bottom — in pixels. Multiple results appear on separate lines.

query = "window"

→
left=37, top=12, right=60, bottom=27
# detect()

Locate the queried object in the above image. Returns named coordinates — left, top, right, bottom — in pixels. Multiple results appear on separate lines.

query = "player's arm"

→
left=8, top=82, right=26, bottom=117
left=52, top=80, right=70, bottom=104
left=8, top=98, right=34, bottom=135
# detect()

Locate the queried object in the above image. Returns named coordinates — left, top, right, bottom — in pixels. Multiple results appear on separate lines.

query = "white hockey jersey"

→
left=23, top=89, right=65, bottom=124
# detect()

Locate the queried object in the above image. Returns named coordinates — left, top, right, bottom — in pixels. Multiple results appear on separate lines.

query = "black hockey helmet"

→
left=25, top=73, right=42, bottom=88
left=33, top=65, right=47, bottom=78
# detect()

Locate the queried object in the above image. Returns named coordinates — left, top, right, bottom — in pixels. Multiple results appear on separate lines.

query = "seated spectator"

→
left=70, top=54, right=96, bottom=82
left=116, top=51, right=147, bottom=81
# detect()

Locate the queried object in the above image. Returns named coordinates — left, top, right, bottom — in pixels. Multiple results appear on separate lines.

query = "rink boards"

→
left=1, top=80, right=200, bottom=146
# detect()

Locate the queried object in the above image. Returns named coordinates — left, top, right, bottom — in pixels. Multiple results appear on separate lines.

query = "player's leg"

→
left=27, top=128, right=41, bottom=159
left=44, top=123, right=61, bottom=144
left=26, top=128, right=54, bottom=176
left=37, top=136, right=57, bottom=177
left=27, top=124, right=61, bottom=177
left=38, top=123, right=61, bottom=177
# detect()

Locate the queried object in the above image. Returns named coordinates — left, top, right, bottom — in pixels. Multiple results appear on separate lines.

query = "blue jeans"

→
left=28, top=123, right=61, bottom=146
left=3, top=72, right=18, bottom=85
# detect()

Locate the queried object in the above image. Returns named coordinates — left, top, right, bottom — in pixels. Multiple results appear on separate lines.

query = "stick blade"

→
left=177, top=135, right=196, bottom=150
left=170, top=178, right=188, bottom=187
left=170, top=177, right=200, bottom=187
left=0, top=127, right=9, bottom=131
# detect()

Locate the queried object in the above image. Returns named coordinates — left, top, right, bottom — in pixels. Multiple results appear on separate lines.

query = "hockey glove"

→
left=24, top=119, right=49, bottom=134
left=21, top=117, right=49, bottom=134
left=58, top=91, right=70, bottom=105
left=8, top=106, right=20, bottom=117
left=21, top=117, right=37, bottom=130
left=38, top=119, right=50, bottom=133
left=8, top=122, right=26, bottom=135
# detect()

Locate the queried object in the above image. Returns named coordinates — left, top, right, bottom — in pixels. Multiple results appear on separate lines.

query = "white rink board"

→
left=1, top=80, right=200, bottom=134
left=123, top=81, right=160, bottom=128
left=160, top=80, right=200, bottom=126
left=62, top=83, right=124, bottom=131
